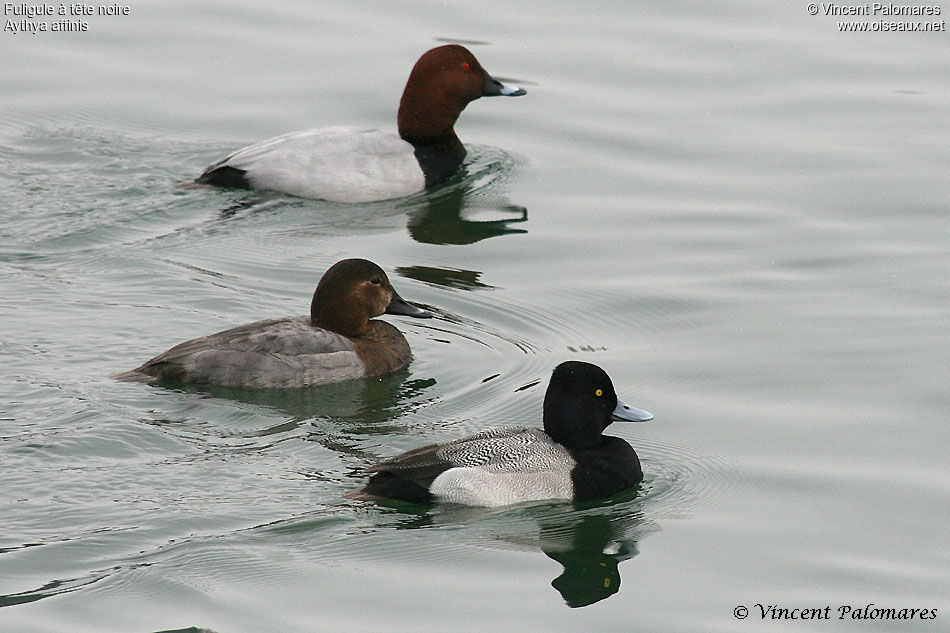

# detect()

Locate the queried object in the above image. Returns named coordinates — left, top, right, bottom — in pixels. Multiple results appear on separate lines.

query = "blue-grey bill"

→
left=612, top=399, right=653, bottom=422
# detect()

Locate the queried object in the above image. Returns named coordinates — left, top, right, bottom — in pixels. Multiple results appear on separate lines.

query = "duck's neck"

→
left=398, top=96, right=468, bottom=187
left=543, top=403, right=606, bottom=450
left=310, top=300, right=370, bottom=337
left=410, top=137, right=467, bottom=188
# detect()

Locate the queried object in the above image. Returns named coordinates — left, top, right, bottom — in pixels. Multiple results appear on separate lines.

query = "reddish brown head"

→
left=397, top=45, right=525, bottom=146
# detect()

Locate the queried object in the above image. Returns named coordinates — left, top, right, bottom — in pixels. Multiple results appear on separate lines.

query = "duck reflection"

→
left=151, top=370, right=436, bottom=431
left=395, top=265, right=493, bottom=291
left=403, top=182, right=527, bottom=245
left=138, top=371, right=440, bottom=466
left=540, top=513, right=638, bottom=607
left=382, top=496, right=652, bottom=608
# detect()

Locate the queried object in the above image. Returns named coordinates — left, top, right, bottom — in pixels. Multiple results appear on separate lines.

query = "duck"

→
left=184, top=44, right=526, bottom=202
left=344, top=361, right=653, bottom=506
left=111, top=259, right=432, bottom=388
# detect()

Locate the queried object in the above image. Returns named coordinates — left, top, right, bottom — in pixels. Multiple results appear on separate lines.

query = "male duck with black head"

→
left=185, top=45, right=526, bottom=202
left=345, top=362, right=654, bottom=506
left=112, top=259, right=432, bottom=388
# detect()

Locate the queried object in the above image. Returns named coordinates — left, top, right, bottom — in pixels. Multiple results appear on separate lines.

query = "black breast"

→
left=567, top=437, right=643, bottom=502
left=413, top=142, right=467, bottom=188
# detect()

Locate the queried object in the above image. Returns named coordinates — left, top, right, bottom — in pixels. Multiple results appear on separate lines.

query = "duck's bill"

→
left=612, top=399, right=653, bottom=422
left=385, top=291, right=433, bottom=318
left=482, top=74, right=527, bottom=97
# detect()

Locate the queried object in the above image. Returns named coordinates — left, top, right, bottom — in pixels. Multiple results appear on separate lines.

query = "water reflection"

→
left=503, top=501, right=651, bottom=608
left=400, top=145, right=529, bottom=245
left=541, top=513, right=639, bottom=607
left=380, top=495, right=653, bottom=608
left=395, top=265, right=494, bottom=291
left=148, top=370, right=435, bottom=428
left=404, top=184, right=527, bottom=245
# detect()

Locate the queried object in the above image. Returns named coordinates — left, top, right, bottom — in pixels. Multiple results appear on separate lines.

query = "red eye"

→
left=461, top=62, right=470, bottom=71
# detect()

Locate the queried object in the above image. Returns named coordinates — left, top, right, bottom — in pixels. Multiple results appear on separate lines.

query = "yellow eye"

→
left=595, top=389, right=603, bottom=397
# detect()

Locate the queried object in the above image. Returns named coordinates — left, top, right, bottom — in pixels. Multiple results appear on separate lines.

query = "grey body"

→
left=117, top=316, right=366, bottom=388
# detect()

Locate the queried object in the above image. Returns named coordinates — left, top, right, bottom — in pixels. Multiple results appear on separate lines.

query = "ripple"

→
left=0, top=125, right=220, bottom=255
left=0, top=568, right=117, bottom=607
left=631, top=427, right=744, bottom=520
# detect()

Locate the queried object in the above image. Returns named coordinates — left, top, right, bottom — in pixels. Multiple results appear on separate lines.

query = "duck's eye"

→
left=595, top=389, right=603, bottom=397
left=461, top=62, right=470, bottom=71
left=370, top=277, right=381, bottom=285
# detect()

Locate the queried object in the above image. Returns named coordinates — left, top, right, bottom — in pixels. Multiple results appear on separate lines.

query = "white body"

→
left=217, top=126, right=426, bottom=202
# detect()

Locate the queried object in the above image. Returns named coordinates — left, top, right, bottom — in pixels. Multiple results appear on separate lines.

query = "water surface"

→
left=2, top=2, right=948, bottom=632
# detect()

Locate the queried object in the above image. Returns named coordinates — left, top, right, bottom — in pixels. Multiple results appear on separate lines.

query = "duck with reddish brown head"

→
left=187, top=45, right=525, bottom=202
left=112, top=259, right=432, bottom=389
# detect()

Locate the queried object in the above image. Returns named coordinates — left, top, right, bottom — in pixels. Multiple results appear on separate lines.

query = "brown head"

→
left=310, top=259, right=432, bottom=336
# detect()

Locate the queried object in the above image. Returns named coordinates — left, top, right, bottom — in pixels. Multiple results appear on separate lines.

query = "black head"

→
left=542, top=361, right=652, bottom=449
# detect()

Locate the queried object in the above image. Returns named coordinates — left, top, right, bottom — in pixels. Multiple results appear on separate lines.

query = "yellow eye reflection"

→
left=595, top=389, right=603, bottom=397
